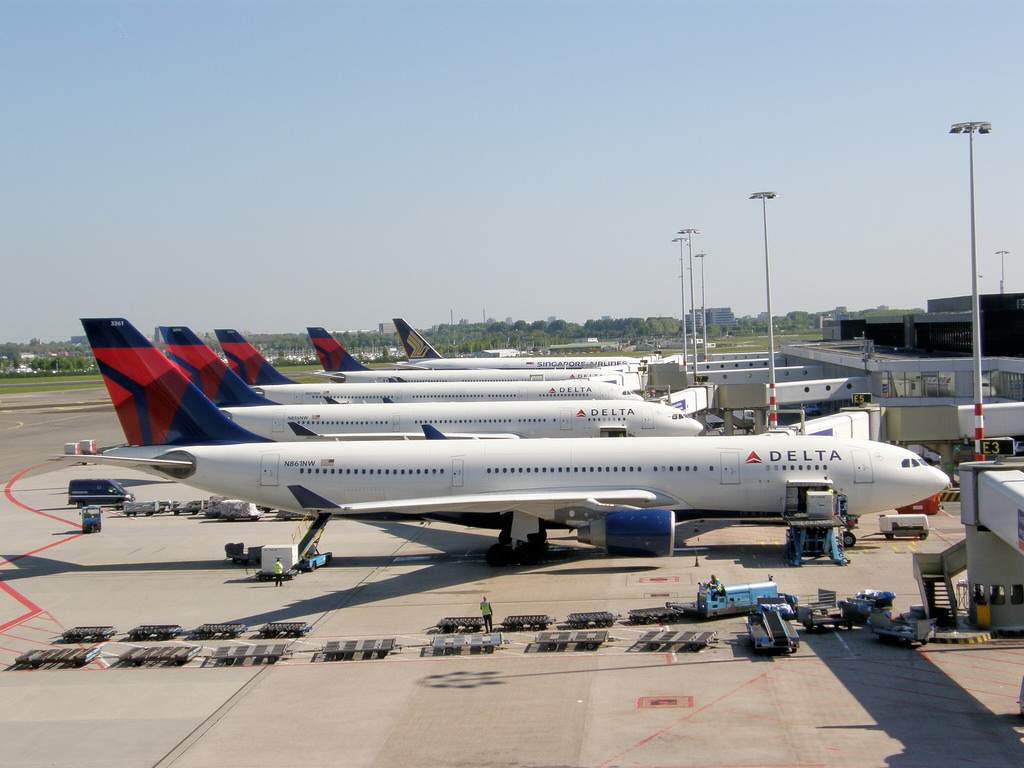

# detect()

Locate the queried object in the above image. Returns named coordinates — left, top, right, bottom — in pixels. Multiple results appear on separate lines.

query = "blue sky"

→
left=2, top=1, right=1021, bottom=342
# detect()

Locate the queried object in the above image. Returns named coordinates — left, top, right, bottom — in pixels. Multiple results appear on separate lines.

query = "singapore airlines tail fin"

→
left=213, top=328, right=296, bottom=386
left=81, top=318, right=271, bottom=447
left=306, top=327, right=372, bottom=373
left=393, top=317, right=444, bottom=361
left=160, top=326, right=274, bottom=407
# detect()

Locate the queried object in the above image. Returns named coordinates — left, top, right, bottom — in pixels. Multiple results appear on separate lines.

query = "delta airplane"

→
left=79, top=318, right=949, bottom=566
left=393, top=318, right=648, bottom=372
left=163, top=327, right=643, bottom=407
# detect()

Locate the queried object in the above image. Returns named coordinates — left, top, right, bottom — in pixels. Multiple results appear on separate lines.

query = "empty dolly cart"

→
left=535, top=630, right=608, bottom=651
left=16, top=647, right=102, bottom=669
left=322, top=638, right=396, bottom=661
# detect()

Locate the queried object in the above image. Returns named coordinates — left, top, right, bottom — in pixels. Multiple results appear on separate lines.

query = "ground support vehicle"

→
left=295, top=550, right=332, bottom=571
left=16, top=647, right=101, bottom=669
left=432, top=633, right=501, bottom=655
left=211, top=643, right=290, bottom=666
left=190, top=623, right=249, bottom=640
left=868, top=613, right=935, bottom=647
left=60, top=626, right=116, bottom=643
left=535, top=630, right=608, bottom=651
left=878, top=513, right=930, bottom=540
left=667, top=581, right=782, bottom=619
left=747, top=606, right=800, bottom=654
left=259, top=622, right=312, bottom=638
left=123, top=501, right=169, bottom=517
left=169, top=499, right=208, bottom=515
left=632, top=630, right=718, bottom=653
left=435, top=616, right=485, bottom=633
left=67, top=478, right=134, bottom=509
left=80, top=506, right=102, bottom=533
left=500, top=614, right=554, bottom=631
left=564, top=611, right=617, bottom=628
left=119, top=645, right=201, bottom=667
left=796, top=589, right=855, bottom=632
left=127, top=624, right=184, bottom=641
left=322, top=638, right=396, bottom=661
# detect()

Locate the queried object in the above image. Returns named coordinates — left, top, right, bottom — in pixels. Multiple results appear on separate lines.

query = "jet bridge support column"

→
left=959, top=461, right=1024, bottom=630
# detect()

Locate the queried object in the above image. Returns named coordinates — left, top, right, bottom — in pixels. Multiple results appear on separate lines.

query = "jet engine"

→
left=575, top=509, right=675, bottom=557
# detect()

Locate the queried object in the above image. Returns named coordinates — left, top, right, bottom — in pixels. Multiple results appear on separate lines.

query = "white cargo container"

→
left=806, top=491, right=835, bottom=519
left=261, top=545, right=298, bottom=575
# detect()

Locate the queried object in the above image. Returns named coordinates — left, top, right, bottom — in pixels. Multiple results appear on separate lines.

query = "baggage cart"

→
left=211, top=643, right=290, bottom=666
left=431, top=633, right=502, bottom=655
left=322, top=638, right=396, bottom=661
left=535, top=630, right=608, bottom=651
left=60, top=626, right=117, bottom=643
left=259, top=621, right=313, bottom=638
left=119, top=645, right=201, bottom=667
left=564, top=611, right=617, bottom=629
left=16, top=647, right=102, bottom=669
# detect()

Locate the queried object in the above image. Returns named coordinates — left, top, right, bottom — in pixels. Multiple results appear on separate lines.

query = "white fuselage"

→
left=253, top=379, right=642, bottom=405
left=117, top=434, right=949, bottom=524
left=318, top=367, right=642, bottom=389
left=222, top=398, right=702, bottom=440
left=399, top=356, right=641, bottom=372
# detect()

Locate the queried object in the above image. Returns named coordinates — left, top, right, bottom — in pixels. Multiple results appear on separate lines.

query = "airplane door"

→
left=392, top=412, right=401, bottom=432
left=452, top=459, right=464, bottom=487
left=272, top=410, right=286, bottom=433
left=260, top=454, right=280, bottom=486
left=720, top=451, right=740, bottom=484
left=852, top=448, right=873, bottom=483
left=560, top=409, right=574, bottom=431
left=641, top=407, right=654, bottom=430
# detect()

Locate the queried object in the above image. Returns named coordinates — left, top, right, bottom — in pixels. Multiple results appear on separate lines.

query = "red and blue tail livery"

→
left=306, top=327, right=372, bottom=373
left=81, top=318, right=270, bottom=446
left=214, top=328, right=295, bottom=386
left=160, top=326, right=273, bottom=407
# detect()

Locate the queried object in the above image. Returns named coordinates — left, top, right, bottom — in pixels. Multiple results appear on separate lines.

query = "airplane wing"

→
left=287, top=485, right=675, bottom=521
left=52, top=453, right=194, bottom=470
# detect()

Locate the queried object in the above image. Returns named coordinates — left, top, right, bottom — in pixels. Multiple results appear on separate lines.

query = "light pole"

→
left=997, top=250, right=1010, bottom=294
left=695, top=252, right=707, bottom=353
left=672, top=237, right=688, bottom=370
left=749, top=192, right=778, bottom=429
left=678, top=228, right=699, bottom=373
left=950, top=121, right=991, bottom=461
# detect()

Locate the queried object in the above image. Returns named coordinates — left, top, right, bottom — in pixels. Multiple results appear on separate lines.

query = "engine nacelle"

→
left=576, top=509, right=675, bottom=557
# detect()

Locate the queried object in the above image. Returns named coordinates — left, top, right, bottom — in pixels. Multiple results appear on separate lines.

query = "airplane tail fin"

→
left=393, top=318, right=444, bottom=361
left=213, top=328, right=296, bottom=386
left=81, top=318, right=271, bottom=447
left=306, top=327, right=372, bottom=372
left=160, top=326, right=274, bottom=407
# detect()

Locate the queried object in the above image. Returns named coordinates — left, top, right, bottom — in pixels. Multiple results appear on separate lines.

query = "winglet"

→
left=287, top=485, right=342, bottom=510
left=421, top=424, right=449, bottom=440
left=160, top=326, right=274, bottom=407
left=306, top=327, right=372, bottom=372
left=214, top=328, right=295, bottom=386
left=288, top=421, right=321, bottom=437
left=81, top=318, right=271, bottom=447
left=393, top=318, right=444, bottom=361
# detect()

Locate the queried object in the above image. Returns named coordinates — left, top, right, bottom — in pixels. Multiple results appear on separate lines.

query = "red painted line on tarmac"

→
left=595, top=671, right=786, bottom=768
left=4, top=461, right=76, bottom=524
left=1, top=464, right=83, bottom=634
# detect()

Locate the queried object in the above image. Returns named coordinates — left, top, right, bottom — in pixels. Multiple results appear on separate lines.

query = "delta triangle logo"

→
left=549, top=388, right=556, bottom=394
left=576, top=410, right=586, bottom=417
left=745, top=451, right=763, bottom=464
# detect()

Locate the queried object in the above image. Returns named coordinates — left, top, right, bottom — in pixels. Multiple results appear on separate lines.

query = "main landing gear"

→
left=487, top=513, right=547, bottom=567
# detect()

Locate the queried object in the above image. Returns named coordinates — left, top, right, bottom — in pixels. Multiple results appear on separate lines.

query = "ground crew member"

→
left=274, top=557, right=283, bottom=587
left=708, top=574, right=724, bottom=596
left=480, top=596, right=493, bottom=632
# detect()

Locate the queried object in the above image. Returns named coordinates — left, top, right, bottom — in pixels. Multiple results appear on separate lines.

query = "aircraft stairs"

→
left=913, top=539, right=967, bottom=628
left=292, top=511, right=333, bottom=560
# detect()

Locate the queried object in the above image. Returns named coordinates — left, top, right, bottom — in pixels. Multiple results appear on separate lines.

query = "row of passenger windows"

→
left=487, top=465, right=706, bottom=474
left=294, top=463, right=830, bottom=476
left=297, top=467, right=446, bottom=476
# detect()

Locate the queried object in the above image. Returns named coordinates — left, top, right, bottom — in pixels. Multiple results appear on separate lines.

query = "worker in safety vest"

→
left=480, top=596, right=493, bottom=632
left=274, top=558, right=284, bottom=587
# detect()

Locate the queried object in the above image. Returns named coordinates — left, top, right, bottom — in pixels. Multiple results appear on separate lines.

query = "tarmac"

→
left=2, top=388, right=1024, bottom=767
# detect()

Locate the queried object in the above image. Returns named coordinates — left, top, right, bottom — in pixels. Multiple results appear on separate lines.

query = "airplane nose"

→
left=924, top=464, right=951, bottom=495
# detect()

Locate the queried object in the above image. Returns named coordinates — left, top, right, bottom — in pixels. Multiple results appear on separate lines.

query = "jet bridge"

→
left=955, top=461, right=1024, bottom=629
